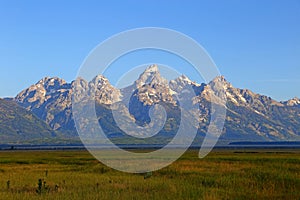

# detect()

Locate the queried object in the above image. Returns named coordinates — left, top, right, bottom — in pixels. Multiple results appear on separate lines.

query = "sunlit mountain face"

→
left=7, top=65, right=300, bottom=144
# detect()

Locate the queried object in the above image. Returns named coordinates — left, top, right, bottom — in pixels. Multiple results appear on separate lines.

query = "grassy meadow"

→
left=0, top=149, right=299, bottom=200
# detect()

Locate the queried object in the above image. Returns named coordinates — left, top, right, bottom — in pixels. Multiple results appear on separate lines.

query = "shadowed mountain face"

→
left=0, top=98, right=55, bottom=144
left=10, top=65, right=300, bottom=143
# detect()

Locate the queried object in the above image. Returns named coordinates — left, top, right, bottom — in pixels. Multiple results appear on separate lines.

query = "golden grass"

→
left=0, top=150, right=299, bottom=199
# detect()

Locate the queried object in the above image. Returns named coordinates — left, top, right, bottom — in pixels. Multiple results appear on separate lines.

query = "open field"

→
left=0, top=149, right=299, bottom=200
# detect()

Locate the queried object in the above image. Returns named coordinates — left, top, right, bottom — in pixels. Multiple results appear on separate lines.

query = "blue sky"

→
left=0, top=0, right=299, bottom=100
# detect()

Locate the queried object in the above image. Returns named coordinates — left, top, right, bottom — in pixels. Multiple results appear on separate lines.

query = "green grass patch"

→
left=0, top=150, right=299, bottom=199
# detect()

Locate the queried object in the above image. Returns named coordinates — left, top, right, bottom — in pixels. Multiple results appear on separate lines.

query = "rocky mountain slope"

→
left=0, top=98, right=55, bottom=143
left=11, top=65, right=300, bottom=143
left=15, top=77, right=75, bottom=134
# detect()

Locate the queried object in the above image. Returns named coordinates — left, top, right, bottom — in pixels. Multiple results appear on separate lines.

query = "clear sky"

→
left=0, top=0, right=299, bottom=101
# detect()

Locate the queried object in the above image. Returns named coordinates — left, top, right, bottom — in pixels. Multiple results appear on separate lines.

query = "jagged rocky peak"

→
left=178, top=74, right=192, bottom=82
left=15, top=77, right=68, bottom=107
left=209, top=75, right=233, bottom=89
left=145, top=64, right=159, bottom=72
left=207, top=76, right=284, bottom=109
left=37, top=77, right=70, bottom=92
left=37, top=76, right=67, bottom=86
left=169, top=75, right=205, bottom=99
left=72, top=75, right=121, bottom=104
left=283, top=97, right=300, bottom=106
left=14, top=76, right=73, bottom=131
left=71, top=77, right=89, bottom=102
left=125, top=64, right=175, bottom=105
left=135, top=64, right=168, bottom=88
left=90, top=74, right=109, bottom=85
left=171, top=74, right=193, bottom=85
left=72, top=77, right=88, bottom=89
left=89, top=75, right=121, bottom=104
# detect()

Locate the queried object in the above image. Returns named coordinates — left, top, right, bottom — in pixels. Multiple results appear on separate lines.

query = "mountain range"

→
left=1, top=64, right=300, bottom=144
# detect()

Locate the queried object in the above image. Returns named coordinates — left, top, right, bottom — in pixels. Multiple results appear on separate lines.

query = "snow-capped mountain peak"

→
left=135, top=64, right=168, bottom=88
left=13, top=64, right=300, bottom=141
